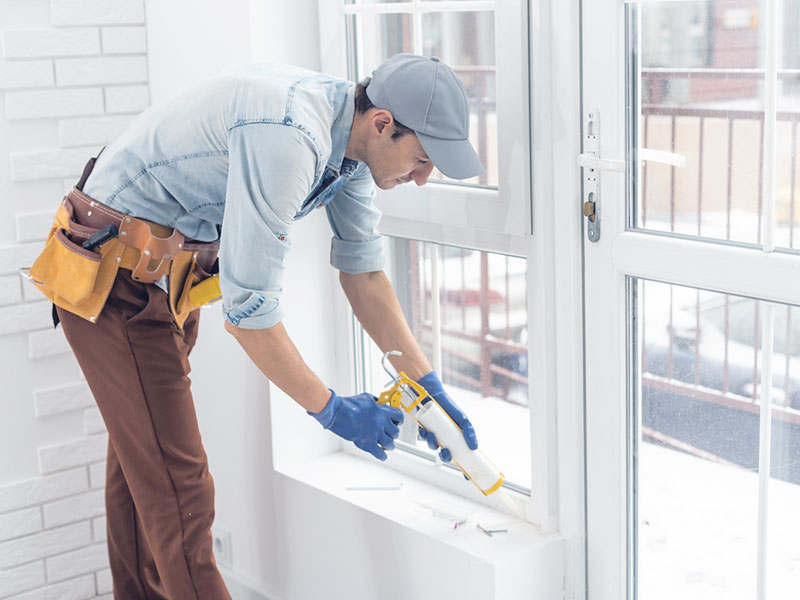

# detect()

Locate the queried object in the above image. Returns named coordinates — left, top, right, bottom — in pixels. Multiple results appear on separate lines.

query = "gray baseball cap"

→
left=366, top=53, right=485, bottom=180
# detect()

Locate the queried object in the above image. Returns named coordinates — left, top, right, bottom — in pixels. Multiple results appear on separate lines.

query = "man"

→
left=46, top=54, right=484, bottom=598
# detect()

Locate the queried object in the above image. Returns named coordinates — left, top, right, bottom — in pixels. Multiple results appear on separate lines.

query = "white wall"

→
left=0, top=0, right=151, bottom=597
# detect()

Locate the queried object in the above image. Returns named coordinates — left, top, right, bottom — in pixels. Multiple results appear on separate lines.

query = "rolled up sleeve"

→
left=219, top=123, right=318, bottom=329
left=326, top=162, right=384, bottom=274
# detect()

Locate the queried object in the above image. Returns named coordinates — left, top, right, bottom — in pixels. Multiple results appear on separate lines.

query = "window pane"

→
left=422, top=12, right=497, bottom=187
left=638, top=281, right=764, bottom=597
left=634, top=1, right=768, bottom=245
left=372, top=237, right=530, bottom=489
left=354, top=13, right=413, bottom=78
left=768, top=303, right=800, bottom=592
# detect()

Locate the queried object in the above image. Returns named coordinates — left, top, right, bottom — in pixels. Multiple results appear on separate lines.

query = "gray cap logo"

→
left=366, top=53, right=486, bottom=180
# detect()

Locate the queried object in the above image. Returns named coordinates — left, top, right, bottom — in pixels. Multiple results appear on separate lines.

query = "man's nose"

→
left=411, top=162, right=434, bottom=186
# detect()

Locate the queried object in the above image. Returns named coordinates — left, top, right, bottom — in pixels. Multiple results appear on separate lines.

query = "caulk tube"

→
left=416, top=401, right=504, bottom=495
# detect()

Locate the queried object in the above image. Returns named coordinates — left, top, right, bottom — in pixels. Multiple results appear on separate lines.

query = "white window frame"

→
left=317, top=7, right=586, bottom=593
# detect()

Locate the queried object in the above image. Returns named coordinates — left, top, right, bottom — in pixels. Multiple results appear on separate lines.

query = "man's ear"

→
left=371, top=109, right=394, bottom=136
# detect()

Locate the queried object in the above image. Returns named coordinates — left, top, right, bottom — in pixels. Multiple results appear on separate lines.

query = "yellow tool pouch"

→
left=169, top=251, right=221, bottom=329
left=26, top=190, right=221, bottom=327
left=27, top=204, right=124, bottom=323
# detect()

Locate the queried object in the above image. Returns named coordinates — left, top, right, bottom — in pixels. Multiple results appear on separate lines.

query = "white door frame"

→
left=582, top=1, right=795, bottom=599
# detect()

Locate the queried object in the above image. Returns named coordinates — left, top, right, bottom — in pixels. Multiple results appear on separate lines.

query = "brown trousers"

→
left=58, top=270, right=231, bottom=599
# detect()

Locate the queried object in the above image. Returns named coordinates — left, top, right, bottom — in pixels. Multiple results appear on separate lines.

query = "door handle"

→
left=579, top=110, right=687, bottom=243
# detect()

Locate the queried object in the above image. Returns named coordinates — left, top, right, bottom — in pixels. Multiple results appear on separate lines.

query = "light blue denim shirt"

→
left=83, top=63, right=384, bottom=329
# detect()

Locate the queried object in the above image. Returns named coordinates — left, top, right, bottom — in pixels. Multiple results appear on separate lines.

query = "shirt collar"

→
left=328, top=83, right=358, bottom=177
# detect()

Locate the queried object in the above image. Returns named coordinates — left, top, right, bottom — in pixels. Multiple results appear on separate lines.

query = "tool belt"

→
left=23, top=159, right=221, bottom=328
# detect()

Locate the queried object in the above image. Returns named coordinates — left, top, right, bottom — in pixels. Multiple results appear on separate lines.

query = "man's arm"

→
left=224, top=321, right=330, bottom=413
left=340, top=269, right=479, bottom=458
left=339, top=270, right=431, bottom=379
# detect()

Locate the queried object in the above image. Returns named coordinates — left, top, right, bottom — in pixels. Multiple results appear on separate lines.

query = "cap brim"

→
left=416, top=132, right=486, bottom=180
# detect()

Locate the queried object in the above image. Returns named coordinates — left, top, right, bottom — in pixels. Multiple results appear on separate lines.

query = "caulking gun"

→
left=377, top=351, right=506, bottom=497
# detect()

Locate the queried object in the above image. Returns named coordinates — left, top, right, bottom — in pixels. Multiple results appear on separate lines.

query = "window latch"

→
left=578, top=110, right=687, bottom=244
left=577, top=110, right=623, bottom=243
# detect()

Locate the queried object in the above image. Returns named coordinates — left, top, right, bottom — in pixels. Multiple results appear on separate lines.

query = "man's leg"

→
left=58, top=273, right=229, bottom=600
left=105, top=440, right=169, bottom=599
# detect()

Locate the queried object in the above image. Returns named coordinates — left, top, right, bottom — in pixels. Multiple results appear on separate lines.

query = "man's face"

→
left=365, top=120, right=435, bottom=190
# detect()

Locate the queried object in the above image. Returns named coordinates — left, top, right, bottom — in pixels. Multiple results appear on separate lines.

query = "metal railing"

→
left=639, top=68, right=800, bottom=425
left=409, top=241, right=528, bottom=403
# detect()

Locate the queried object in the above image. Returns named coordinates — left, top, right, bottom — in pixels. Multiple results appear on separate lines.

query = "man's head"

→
left=348, top=54, right=485, bottom=190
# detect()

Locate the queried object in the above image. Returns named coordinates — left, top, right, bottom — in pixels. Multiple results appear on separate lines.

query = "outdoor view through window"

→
left=365, top=237, right=530, bottom=491
left=633, top=1, right=800, bottom=597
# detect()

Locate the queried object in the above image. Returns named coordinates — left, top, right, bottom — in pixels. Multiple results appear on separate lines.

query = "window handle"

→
left=577, top=154, right=625, bottom=172
left=578, top=110, right=687, bottom=243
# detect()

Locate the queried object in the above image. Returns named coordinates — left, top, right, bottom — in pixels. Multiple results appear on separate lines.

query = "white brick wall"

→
left=34, top=382, right=95, bottom=418
left=46, top=543, right=109, bottom=583
left=51, top=0, right=145, bottom=27
left=94, top=568, right=111, bottom=594
left=91, top=516, right=106, bottom=543
left=28, top=328, right=71, bottom=359
left=88, top=463, right=105, bottom=490
left=0, top=561, right=46, bottom=598
left=83, top=408, right=105, bottom=436
left=0, top=2, right=150, bottom=596
left=101, top=26, right=146, bottom=55
left=15, top=211, right=55, bottom=243
left=0, top=302, right=53, bottom=337
left=0, top=244, right=44, bottom=276
left=38, top=435, right=108, bottom=475
left=0, top=60, right=54, bottom=90
left=1, top=29, right=100, bottom=58
left=4, top=89, right=105, bottom=120
left=0, top=522, right=91, bottom=570
left=58, top=115, right=133, bottom=148
left=5, top=573, right=96, bottom=600
left=105, top=84, right=149, bottom=114
left=0, top=276, right=22, bottom=306
left=10, top=146, right=102, bottom=182
left=0, top=507, right=42, bottom=542
left=43, top=490, right=104, bottom=529
left=55, top=56, right=147, bottom=86
left=0, top=469, right=87, bottom=513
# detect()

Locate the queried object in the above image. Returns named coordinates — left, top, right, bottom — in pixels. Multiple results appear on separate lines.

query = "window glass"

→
left=637, top=280, right=800, bottom=597
left=354, top=12, right=413, bottom=75
left=349, top=8, right=498, bottom=188
left=635, top=1, right=772, bottom=246
left=769, top=310, right=800, bottom=592
left=366, top=237, right=530, bottom=490
left=639, top=280, right=759, bottom=596
left=422, top=11, right=496, bottom=187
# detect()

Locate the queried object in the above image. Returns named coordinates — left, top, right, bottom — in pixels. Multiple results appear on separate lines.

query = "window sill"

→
left=275, top=450, right=563, bottom=571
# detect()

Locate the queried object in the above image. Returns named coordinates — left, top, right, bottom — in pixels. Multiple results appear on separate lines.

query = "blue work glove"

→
left=416, top=371, right=478, bottom=463
left=308, top=390, right=404, bottom=461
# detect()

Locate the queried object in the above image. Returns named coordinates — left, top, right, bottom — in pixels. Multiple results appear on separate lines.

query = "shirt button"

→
left=279, top=235, right=286, bottom=241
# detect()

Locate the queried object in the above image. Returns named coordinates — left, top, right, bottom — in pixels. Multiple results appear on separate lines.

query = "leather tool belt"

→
left=24, top=159, right=221, bottom=328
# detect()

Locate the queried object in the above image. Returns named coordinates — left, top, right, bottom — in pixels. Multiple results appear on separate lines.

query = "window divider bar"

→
left=412, top=0, right=423, bottom=55
left=756, top=303, right=775, bottom=600
left=611, top=231, right=800, bottom=307
left=430, top=244, right=443, bottom=374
